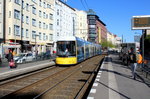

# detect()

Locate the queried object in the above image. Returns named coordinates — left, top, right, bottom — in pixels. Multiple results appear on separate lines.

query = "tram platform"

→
left=87, top=54, right=150, bottom=99
left=0, top=60, right=55, bottom=81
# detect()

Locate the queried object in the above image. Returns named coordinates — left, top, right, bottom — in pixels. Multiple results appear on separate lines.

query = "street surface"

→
left=88, top=54, right=150, bottom=99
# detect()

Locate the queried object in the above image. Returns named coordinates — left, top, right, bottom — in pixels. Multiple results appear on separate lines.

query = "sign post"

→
left=132, top=15, right=150, bottom=67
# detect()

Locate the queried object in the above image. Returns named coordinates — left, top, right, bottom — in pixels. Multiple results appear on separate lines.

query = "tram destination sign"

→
left=132, top=15, right=150, bottom=30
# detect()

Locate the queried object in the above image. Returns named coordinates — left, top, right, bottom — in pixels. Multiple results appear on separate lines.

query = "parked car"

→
left=14, top=53, right=35, bottom=63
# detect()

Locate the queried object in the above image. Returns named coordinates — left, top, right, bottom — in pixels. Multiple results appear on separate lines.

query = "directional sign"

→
left=132, top=15, right=150, bottom=30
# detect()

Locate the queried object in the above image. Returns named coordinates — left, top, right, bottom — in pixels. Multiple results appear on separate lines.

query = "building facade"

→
left=87, top=9, right=107, bottom=44
left=0, top=0, right=4, bottom=44
left=75, top=9, right=88, bottom=41
left=5, top=0, right=54, bottom=54
left=53, top=0, right=76, bottom=50
left=96, top=18, right=107, bottom=44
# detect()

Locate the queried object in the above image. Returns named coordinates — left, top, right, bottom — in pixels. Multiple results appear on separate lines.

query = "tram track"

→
left=0, top=66, right=66, bottom=98
left=0, top=55, right=105, bottom=99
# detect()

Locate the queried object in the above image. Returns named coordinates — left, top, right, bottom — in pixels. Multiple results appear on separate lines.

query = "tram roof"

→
left=57, top=36, right=76, bottom=41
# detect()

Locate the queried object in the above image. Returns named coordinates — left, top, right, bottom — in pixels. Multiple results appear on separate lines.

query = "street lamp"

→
left=20, top=4, right=34, bottom=52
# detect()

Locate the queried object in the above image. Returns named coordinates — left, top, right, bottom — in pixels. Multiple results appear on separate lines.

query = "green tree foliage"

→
left=101, top=41, right=116, bottom=48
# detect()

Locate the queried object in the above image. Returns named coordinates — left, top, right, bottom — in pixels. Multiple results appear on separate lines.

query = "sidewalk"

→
left=88, top=54, right=150, bottom=99
left=0, top=59, right=55, bottom=81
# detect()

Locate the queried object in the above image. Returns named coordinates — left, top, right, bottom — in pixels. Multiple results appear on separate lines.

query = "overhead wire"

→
left=80, top=0, right=87, bottom=10
left=83, top=0, right=89, bottom=10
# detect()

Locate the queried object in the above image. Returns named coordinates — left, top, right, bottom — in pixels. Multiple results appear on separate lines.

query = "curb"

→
left=0, top=61, right=55, bottom=81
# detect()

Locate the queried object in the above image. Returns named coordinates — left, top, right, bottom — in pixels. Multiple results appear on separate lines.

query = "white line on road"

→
left=90, top=89, right=96, bottom=93
left=87, top=97, right=94, bottom=99
left=93, top=83, right=98, bottom=86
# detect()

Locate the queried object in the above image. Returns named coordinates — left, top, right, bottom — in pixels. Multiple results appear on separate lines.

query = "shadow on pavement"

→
left=106, top=54, right=150, bottom=87
left=96, top=81, right=131, bottom=99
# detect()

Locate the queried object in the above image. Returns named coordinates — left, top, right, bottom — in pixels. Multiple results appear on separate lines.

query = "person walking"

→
left=128, top=47, right=138, bottom=80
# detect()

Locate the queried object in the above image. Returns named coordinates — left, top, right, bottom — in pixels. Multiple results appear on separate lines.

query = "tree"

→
left=101, top=41, right=116, bottom=50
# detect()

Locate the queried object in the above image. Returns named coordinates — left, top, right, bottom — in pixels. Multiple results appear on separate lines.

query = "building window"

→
left=43, top=12, right=46, bottom=18
left=14, top=9, right=20, bottom=20
left=39, top=10, right=42, bottom=17
left=57, top=32, right=59, bottom=36
left=32, top=19, right=36, bottom=26
left=43, top=22, right=45, bottom=29
left=46, top=24, right=48, bottom=29
left=46, top=35, right=48, bottom=40
left=39, top=21, right=41, bottom=28
left=57, top=19, right=59, bottom=25
left=26, top=3, right=29, bottom=11
left=49, top=13, right=53, bottom=20
left=26, top=29, right=29, bottom=38
left=49, top=34, right=53, bottom=41
left=46, top=14, right=48, bottom=19
left=22, top=0, right=24, bottom=9
left=14, top=0, right=20, bottom=5
left=32, top=7, right=36, bottom=15
left=57, top=9, right=59, bottom=15
left=43, top=2, right=46, bottom=8
left=26, top=16, right=29, bottom=24
left=9, top=27, right=11, bottom=35
left=39, top=0, right=42, bottom=7
left=9, top=11, right=11, bottom=18
left=43, top=33, right=46, bottom=40
left=32, top=31, right=36, bottom=39
left=47, top=4, right=51, bottom=9
left=49, top=24, right=53, bottom=30
left=14, top=25, right=20, bottom=36
left=39, top=32, right=41, bottom=40
left=22, top=14, right=24, bottom=23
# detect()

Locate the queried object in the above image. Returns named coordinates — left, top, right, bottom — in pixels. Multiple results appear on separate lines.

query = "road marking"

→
left=93, top=83, right=98, bottom=86
left=90, top=89, right=96, bottom=93
left=98, top=72, right=101, bottom=75
left=87, top=97, right=94, bottom=99
left=96, top=79, right=100, bottom=81
left=97, top=75, right=101, bottom=78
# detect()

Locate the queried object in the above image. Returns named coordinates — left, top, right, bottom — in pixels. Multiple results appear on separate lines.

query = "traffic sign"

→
left=132, top=15, right=150, bottom=30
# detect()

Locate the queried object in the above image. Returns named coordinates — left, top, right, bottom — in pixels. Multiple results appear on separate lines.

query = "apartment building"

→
left=0, top=0, right=4, bottom=44
left=5, top=0, right=54, bottom=54
left=87, top=9, right=107, bottom=44
left=53, top=0, right=76, bottom=50
left=75, top=9, right=88, bottom=41
left=96, top=18, right=107, bottom=44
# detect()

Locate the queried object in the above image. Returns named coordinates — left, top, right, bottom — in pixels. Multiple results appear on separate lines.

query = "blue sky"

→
left=65, top=0, right=150, bottom=42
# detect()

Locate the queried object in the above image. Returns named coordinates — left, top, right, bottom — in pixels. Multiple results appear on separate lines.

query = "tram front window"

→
left=57, top=41, right=76, bottom=57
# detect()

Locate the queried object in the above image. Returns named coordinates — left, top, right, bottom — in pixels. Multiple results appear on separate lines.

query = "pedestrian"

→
left=137, top=49, right=143, bottom=69
left=128, top=47, right=138, bottom=80
left=6, top=50, right=13, bottom=62
left=6, top=50, right=15, bottom=68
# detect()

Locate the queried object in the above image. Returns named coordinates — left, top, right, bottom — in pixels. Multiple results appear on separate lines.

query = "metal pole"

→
left=20, top=5, right=23, bottom=52
left=142, top=29, right=145, bottom=67
left=122, top=35, right=123, bottom=43
left=35, top=35, right=36, bottom=52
